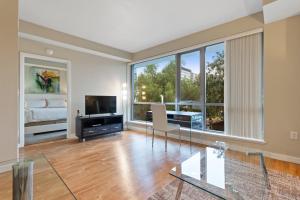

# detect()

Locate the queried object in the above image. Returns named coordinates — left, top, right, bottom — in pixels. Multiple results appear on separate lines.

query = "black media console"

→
left=76, top=114, right=123, bottom=142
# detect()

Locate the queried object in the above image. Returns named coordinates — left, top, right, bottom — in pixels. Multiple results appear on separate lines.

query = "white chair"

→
left=151, top=103, right=181, bottom=151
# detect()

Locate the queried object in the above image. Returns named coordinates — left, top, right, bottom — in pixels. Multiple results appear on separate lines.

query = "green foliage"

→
left=133, top=104, right=150, bottom=121
left=206, top=51, right=224, bottom=104
left=180, top=75, right=200, bottom=102
left=206, top=51, right=224, bottom=122
left=134, top=62, right=176, bottom=102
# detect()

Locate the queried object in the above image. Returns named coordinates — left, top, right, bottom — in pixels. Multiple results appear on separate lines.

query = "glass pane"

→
left=132, top=104, right=150, bottom=121
left=205, top=43, right=224, bottom=103
left=179, top=105, right=203, bottom=130
left=133, top=55, right=176, bottom=103
left=206, top=106, right=224, bottom=132
left=169, top=148, right=268, bottom=199
left=180, top=51, right=201, bottom=103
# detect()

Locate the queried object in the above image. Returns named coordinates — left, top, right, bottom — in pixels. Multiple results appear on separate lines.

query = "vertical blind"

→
left=225, top=33, right=263, bottom=139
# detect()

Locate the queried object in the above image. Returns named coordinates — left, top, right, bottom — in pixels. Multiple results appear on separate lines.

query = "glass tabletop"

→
left=170, top=147, right=270, bottom=200
left=0, top=154, right=76, bottom=200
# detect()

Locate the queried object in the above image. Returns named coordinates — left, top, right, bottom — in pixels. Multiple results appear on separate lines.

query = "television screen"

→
left=85, top=96, right=116, bottom=115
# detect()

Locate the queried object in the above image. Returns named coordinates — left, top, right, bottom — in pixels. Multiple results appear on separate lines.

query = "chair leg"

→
left=165, top=131, right=167, bottom=152
left=152, top=129, right=154, bottom=148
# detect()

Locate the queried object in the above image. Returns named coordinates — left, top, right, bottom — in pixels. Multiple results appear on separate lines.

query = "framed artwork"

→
left=25, top=66, right=60, bottom=94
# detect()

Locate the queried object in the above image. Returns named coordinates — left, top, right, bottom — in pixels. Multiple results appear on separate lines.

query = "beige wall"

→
left=131, top=15, right=300, bottom=158
left=263, top=15, right=300, bottom=157
left=20, top=39, right=127, bottom=134
left=0, top=0, right=18, bottom=161
left=20, top=20, right=132, bottom=61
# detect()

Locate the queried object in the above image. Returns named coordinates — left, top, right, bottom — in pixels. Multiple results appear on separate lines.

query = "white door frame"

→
left=19, top=52, right=72, bottom=147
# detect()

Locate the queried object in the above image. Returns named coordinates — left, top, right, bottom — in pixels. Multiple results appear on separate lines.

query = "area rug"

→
left=148, top=159, right=300, bottom=200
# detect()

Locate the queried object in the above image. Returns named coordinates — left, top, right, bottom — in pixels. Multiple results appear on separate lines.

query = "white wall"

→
left=71, top=51, right=127, bottom=133
left=20, top=38, right=128, bottom=134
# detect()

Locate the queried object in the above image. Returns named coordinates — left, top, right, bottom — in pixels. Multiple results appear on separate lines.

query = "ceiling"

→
left=263, top=0, right=300, bottom=23
left=19, top=0, right=262, bottom=53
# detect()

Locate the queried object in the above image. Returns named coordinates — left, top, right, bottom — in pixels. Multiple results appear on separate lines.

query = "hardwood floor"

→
left=11, top=131, right=300, bottom=199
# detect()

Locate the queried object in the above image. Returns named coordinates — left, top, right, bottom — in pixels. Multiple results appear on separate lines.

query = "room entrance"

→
left=19, top=53, right=71, bottom=146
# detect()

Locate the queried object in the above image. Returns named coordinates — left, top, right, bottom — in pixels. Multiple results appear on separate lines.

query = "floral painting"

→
left=26, top=66, right=60, bottom=94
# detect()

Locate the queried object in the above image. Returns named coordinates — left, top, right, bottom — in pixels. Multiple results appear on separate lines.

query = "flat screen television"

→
left=85, top=96, right=116, bottom=115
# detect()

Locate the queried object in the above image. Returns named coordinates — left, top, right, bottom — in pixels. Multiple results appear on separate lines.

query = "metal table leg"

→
left=190, top=126, right=192, bottom=153
left=179, top=128, right=181, bottom=147
left=175, top=180, right=184, bottom=200
left=146, top=120, right=148, bottom=136
left=152, top=128, right=154, bottom=148
left=248, top=152, right=271, bottom=190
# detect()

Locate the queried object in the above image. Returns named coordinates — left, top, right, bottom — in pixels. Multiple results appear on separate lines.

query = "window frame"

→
left=131, top=43, right=225, bottom=132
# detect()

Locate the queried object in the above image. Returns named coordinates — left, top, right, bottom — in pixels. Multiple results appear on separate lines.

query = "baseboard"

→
left=262, top=151, right=300, bottom=164
left=68, top=133, right=77, bottom=139
left=128, top=125, right=300, bottom=164
left=0, top=163, right=13, bottom=173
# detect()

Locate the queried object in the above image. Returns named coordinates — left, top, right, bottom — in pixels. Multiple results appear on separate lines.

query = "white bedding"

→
left=25, top=107, right=67, bottom=123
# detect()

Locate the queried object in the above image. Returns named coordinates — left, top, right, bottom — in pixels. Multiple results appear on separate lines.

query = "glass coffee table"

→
left=170, top=146, right=270, bottom=200
left=0, top=154, right=76, bottom=200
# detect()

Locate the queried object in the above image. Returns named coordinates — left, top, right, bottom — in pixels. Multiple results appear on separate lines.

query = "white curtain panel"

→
left=225, top=33, right=263, bottom=139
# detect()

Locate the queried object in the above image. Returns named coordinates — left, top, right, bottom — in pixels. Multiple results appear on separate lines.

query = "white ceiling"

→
left=263, top=0, right=300, bottom=24
left=19, top=0, right=262, bottom=53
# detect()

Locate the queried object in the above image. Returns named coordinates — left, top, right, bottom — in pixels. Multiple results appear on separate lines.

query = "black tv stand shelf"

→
left=76, top=114, right=123, bottom=142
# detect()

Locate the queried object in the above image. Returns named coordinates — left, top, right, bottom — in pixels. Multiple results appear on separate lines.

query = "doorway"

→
left=19, top=53, right=71, bottom=146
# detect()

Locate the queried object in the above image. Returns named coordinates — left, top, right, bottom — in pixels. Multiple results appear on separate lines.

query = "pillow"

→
left=47, top=99, right=67, bottom=108
left=26, top=99, right=47, bottom=108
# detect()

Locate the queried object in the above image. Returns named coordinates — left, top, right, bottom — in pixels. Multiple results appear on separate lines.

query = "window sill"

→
left=127, top=120, right=266, bottom=144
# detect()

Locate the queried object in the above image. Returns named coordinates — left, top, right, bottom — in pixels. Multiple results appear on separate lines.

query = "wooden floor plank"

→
left=3, top=131, right=298, bottom=199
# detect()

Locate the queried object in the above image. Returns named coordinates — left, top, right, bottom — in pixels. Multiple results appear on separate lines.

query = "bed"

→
left=24, top=97, right=68, bottom=135
left=25, top=107, right=67, bottom=123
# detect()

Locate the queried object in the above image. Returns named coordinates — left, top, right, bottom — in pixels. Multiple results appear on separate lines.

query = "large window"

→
left=132, top=33, right=264, bottom=140
left=179, top=51, right=202, bottom=114
left=205, top=43, right=224, bottom=131
left=132, top=55, right=176, bottom=121
left=132, top=43, right=225, bottom=132
left=180, top=51, right=201, bottom=103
